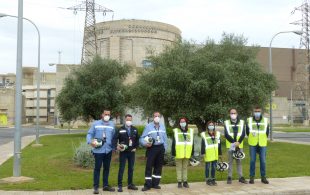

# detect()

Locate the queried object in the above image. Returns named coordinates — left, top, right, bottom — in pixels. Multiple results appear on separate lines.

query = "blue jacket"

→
left=86, top=119, right=115, bottom=154
left=139, top=122, right=168, bottom=151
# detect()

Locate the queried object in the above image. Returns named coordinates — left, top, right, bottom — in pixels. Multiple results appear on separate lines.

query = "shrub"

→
left=73, top=142, right=94, bottom=168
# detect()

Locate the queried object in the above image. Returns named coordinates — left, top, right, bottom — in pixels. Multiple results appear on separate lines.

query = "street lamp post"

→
left=0, top=13, right=41, bottom=146
left=269, top=30, right=302, bottom=141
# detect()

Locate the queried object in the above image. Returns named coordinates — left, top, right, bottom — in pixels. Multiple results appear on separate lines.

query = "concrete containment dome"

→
left=93, top=19, right=181, bottom=67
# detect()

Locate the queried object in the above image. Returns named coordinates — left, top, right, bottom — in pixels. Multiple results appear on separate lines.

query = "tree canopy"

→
left=56, top=56, right=131, bottom=121
left=130, top=34, right=277, bottom=131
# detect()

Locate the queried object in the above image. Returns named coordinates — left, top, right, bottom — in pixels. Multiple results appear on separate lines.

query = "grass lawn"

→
left=0, top=133, right=309, bottom=190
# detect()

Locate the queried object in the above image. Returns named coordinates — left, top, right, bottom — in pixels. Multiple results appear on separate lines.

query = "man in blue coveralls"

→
left=87, top=109, right=116, bottom=194
left=140, top=111, right=168, bottom=191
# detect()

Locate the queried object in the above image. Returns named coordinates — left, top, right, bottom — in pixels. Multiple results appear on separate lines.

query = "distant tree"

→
left=130, top=34, right=277, bottom=131
left=56, top=56, right=131, bottom=121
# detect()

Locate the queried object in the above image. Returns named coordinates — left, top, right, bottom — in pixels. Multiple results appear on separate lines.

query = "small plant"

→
left=73, top=142, right=94, bottom=168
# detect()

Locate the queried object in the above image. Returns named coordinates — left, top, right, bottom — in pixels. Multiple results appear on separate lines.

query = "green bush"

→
left=73, top=142, right=94, bottom=168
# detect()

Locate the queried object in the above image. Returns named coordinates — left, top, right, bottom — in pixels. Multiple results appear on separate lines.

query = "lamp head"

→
left=293, top=30, right=303, bottom=35
left=0, top=13, right=8, bottom=18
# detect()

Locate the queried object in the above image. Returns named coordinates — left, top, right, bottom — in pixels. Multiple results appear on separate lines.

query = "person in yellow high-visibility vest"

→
left=224, top=108, right=247, bottom=184
left=201, top=121, right=222, bottom=186
left=171, top=117, right=194, bottom=188
left=246, top=106, right=270, bottom=184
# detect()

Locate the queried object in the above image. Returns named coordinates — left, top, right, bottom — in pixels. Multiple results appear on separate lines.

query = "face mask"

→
left=154, top=116, right=160, bottom=123
left=180, top=122, right=186, bottom=128
left=208, top=125, right=215, bottom=131
left=254, top=112, right=261, bottom=118
left=230, top=114, right=237, bottom=120
left=103, top=115, right=110, bottom=121
left=125, top=120, right=132, bottom=126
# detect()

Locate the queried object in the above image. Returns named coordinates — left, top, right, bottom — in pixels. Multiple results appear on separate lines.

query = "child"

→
left=201, top=121, right=222, bottom=186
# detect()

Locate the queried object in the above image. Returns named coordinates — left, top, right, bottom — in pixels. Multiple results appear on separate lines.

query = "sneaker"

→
left=249, top=176, right=254, bottom=184
left=128, top=184, right=138, bottom=190
left=183, top=181, right=189, bottom=188
left=239, top=177, right=248, bottom=184
left=227, top=177, right=232, bottom=184
left=178, top=182, right=182, bottom=188
left=261, top=177, right=269, bottom=184
left=207, top=179, right=213, bottom=186
left=93, top=188, right=99, bottom=194
left=103, top=185, right=115, bottom=192
left=142, top=186, right=151, bottom=191
left=118, top=186, right=123, bottom=192
left=212, top=179, right=217, bottom=186
left=152, top=185, right=161, bottom=189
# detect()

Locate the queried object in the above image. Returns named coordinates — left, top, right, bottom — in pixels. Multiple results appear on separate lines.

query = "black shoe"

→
left=142, top=186, right=151, bottom=191
left=118, top=186, right=123, bottom=192
left=103, top=185, right=115, bottom=192
left=93, top=188, right=99, bottom=194
left=212, top=179, right=217, bottom=186
left=128, top=184, right=138, bottom=190
left=261, top=177, right=269, bottom=184
left=227, top=177, right=232, bottom=184
left=153, top=185, right=161, bottom=189
left=178, top=182, right=182, bottom=188
left=183, top=181, right=189, bottom=188
left=207, top=179, right=213, bottom=186
left=239, top=177, right=248, bottom=184
left=249, top=176, right=254, bottom=184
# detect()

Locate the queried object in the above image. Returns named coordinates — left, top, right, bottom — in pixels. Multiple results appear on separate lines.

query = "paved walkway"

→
left=0, top=176, right=310, bottom=194
left=1, top=132, right=310, bottom=194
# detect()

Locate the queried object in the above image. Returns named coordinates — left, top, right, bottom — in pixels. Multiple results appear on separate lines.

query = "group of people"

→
left=86, top=106, right=270, bottom=194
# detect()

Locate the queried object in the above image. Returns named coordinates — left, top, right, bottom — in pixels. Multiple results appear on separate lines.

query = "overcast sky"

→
left=0, top=0, right=304, bottom=74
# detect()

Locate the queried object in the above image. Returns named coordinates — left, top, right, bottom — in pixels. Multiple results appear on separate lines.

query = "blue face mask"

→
left=254, top=112, right=261, bottom=118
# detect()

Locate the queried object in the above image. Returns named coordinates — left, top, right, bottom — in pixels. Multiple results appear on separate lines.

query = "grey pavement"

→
left=0, top=176, right=310, bottom=194
left=1, top=126, right=310, bottom=194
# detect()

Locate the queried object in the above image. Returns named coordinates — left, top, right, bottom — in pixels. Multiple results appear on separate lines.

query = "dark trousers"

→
left=205, top=161, right=217, bottom=179
left=144, top=144, right=165, bottom=188
left=118, top=151, right=136, bottom=187
left=93, top=152, right=112, bottom=188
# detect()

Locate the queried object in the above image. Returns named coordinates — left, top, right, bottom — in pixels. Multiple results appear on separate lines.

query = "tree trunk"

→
left=163, top=115, right=170, bottom=128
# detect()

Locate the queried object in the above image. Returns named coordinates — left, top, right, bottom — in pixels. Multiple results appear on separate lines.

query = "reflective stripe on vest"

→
left=173, top=128, right=194, bottom=159
left=225, top=119, right=244, bottom=148
left=201, top=131, right=220, bottom=162
left=247, top=117, right=268, bottom=147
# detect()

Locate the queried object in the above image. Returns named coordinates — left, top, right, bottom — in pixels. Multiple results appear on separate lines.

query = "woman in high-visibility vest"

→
left=201, top=121, right=222, bottom=186
left=171, top=117, right=194, bottom=188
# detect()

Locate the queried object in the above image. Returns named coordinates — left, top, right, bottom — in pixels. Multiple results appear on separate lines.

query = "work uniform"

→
left=171, top=127, right=194, bottom=183
left=113, top=124, right=139, bottom=188
left=201, top=131, right=222, bottom=181
left=86, top=119, right=115, bottom=189
left=224, top=118, right=245, bottom=179
left=139, top=122, right=168, bottom=188
left=246, top=116, right=269, bottom=178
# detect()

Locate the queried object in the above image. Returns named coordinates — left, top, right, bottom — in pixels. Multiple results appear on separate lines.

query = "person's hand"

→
left=235, top=142, right=240, bottom=147
left=146, top=143, right=152, bottom=148
left=117, top=145, right=122, bottom=151
left=90, top=140, right=97, bottom=148
left=131, top=148, right=136, bottom=152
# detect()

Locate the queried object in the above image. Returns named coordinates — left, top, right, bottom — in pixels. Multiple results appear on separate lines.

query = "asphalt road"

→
left=0, top=126, right=86, bottom=145
left=272, top=131, right=310, bottom=143
left=1, top=126, right=309, bottom=146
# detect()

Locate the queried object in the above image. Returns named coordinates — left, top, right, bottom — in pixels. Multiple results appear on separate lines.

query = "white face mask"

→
left=154, top=116, right=160, bottom=123
left=208, top=125, right=215, bottom=131
left=230, top=114, right=237, bottom=120
left=180, top=122, right=186, bottom=128
left=103, top=115, right=110, bottom=121
left=125, top=120, right=132, bottom=127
